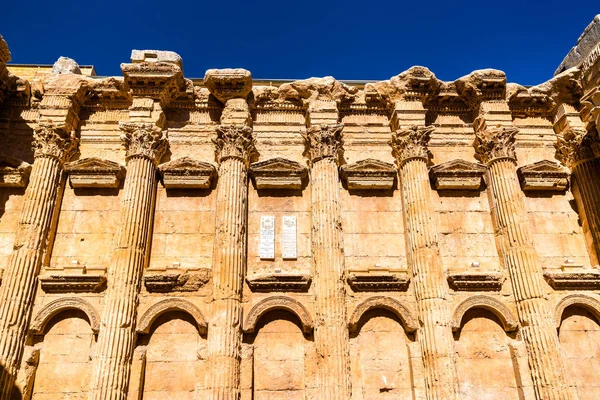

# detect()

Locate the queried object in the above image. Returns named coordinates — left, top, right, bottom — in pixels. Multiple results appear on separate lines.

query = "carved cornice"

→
left=340, top=159, right=396, bottom=190
left=158, top=157, right=217, bottom=189
left=517, top=160, right=569, bottom=191
left=249, top=158, right=307, bottom=190
left=447, top=271, right=505, bottom=291
left=119, top=122, right=168, bottom=164
left=390, top=125, right=434, bottom=165
left=555, top=127, right=599, bottom=168
left=213, top=125, right=256, bottom=164
left=473, top=120, right=518, bottom=164
left=65, top=157, right=125, bottom=188
left=39, top=274, right=107, bottom=293
left=302, top=124, right=344, bottom=163
left=246, top=273, right=311, bottom=292
left=455, top=69, right=506, bottom=109
left=544, top=270, right=600, bottom=290
left=144, top=271, right=210, bottom=292
left=32, top=123, right=79, bottom=161
left=0, top=155, right=31, bottom=187
left=429, top=159, right=486, bottom=190
left=347, top=269, right=410, bottom=292
left=204, top=68, right=252, bottom=103
left=121, top=61, right=185, bottom=106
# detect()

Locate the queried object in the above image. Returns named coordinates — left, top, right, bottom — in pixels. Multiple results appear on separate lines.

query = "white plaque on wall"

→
left=259, top=216, right=275, bottom=260
left=282, top=216, right=297, bottom=260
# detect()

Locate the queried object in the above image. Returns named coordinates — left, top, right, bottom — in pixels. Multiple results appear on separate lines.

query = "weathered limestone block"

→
left=391, top=124, right=459, bottom=400
left=51, top=56, right=82, bottom=75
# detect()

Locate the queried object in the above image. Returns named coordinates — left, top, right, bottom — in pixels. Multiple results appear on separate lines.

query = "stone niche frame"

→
left=158, top=157, right=217, bottom=189
left=38, top=274, right=107, bottom=293
left=346, top=269, right=410, bottom=292
left=249, top=157, right=308, bottom=190
left=517, top=160, right=569, bottom=192
left=29, top=297, right=101, bottom=335
left=246, top=273, right=311, bottom=292
left=242, top=295, right=314, bottom=334
left=447, top=271, right=505, bottom=291
left=348, top=296, right=418, bottom=333
left=429, top=159, right=487, bottom=190
left=0, top=154, right=31, bottom=187
left=544, top=270, right=600, bottom=290
left=339, top=159, right=397, bottom=190
left=554, top=294, right=600, bottom=329
left=451, top=295, right=519, bottom=332
left=65, top=157, right=125, bottom=189
left=137, top=298, right=208, bottom=335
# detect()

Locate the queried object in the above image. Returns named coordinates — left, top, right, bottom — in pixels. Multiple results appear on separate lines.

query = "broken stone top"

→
left=0, top=35, right=10, bottom=64
left=52, top=57, right=82, bottom=75
left=455, top=69, right=506, bottom=105
left=204, top=68, right=252, bottom=103
left=556, top=15, right=600, bottom=75
left=365, top=66, right=440, bottom=103
left=131, top=50, right=183, bottom=69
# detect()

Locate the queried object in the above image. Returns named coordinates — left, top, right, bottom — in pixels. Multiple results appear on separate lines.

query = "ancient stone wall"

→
left=1, top=15, right=600, bottom=399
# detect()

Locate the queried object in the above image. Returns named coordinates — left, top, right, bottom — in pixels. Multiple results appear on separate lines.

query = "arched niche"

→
left=348, top=296, right=418, bottom=334
left=452, top=295, right=519, bottom=333
left=554, top=294, right=600, bottom=329
left=137, top=298, right=208, bottom=335
left=243, top=296, right=314, bottom=334
left=30, top=297, right=100, bottom=335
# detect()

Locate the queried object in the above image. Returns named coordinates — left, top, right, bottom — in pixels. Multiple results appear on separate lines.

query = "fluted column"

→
left=391, top=125, right=458, bottom=400
left=474, top=121, right=572, bottom=400
left=0, top=124, right=77, bottom=398
left=89, top=123, right=167, bottom=400
left=206, top=124, right=255, bottom=400
left=303, top=123, right=350, bottom=400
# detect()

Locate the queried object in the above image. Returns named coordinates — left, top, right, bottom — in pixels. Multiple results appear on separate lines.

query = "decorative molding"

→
left=451, top=295, right=519, bottom=332
left=39, top=274, right=106, bottom=293
left=243, top=295, right=313, bottom=334
left=30, top=297, right=101, bottom=335
left=204, top=68, right=253, bottom=103
left=246, top=273, right=311, bottom=292
left=555, top=127, right=599, bottom=168
left=429, top=159, right=486, bottom=190
left=32, top=123, right=78, bottom=161
left=348, top=296, right=418, bottom=333
left=0, top=154, right=31, bottom=187
left=473, top=121, right=518, bottom=164
left=65, top=157, right=125, bottom=188
left=119, top=122, right=168, bottom=164
left=447, top=271, right=505, bottom=291
left=302, top=124, right=344, bottom=163
left=137, top=298, right=208, bottom=335
left=517, top=160, right=569, bottom=192
left=143, top=270, right=210, bottom=293
left=158, top=157, right=216, bottom=189
left=249, top=158, right=307, bottom=190
left=340, top=159, right=396, bottom=190
left=213, top=125, right=256, bottom=164
left=544, top=270, right=600, bottom=290
left=390, top=125, right=434, bottom=164
left=554, top=294, right=600, bottom=328
left=580, top=86, right=600, bottom=127
left=346, top=269, right=410, bottom=292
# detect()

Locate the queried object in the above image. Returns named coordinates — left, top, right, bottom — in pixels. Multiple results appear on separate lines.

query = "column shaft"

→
left=90, top=156, right=158, bottom=400
left=571, top=159, right=600, bottom=262
left=0, top=155, right=62, bottom=397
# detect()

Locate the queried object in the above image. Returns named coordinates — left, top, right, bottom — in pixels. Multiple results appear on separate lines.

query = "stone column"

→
left=303, top=120, right=351, bottom=400
left=204, top=69, right=255, bottom=400
left=89, top=122, right=167, bottom=400
left=390, top=125, right=458, bottom=400
left=554, top=103, right=600, bottom=265
left=0, top=123, right=77, bottom=397
left=473, top=118, right=572, bottom=400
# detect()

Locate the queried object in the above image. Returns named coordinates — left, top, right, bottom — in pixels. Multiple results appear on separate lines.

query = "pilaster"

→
left=474, top=103, right=572, bottom=399
left=390, top=124, right=459, bottom=400
left=204, top=68, right=255, bottom=400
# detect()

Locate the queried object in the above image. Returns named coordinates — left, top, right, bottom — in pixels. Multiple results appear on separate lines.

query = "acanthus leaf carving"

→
left=213, top=124, right=256, bottom=165
left=555, top=127, right=599, bottom=167
left=119, top=122, right=168, bottom=164
left=429, top=159, right=486, bottom=190
left=390, top=125, right=434, bottom=164
left=340, top=159, right=397, bottom=190
left=473, top=121, right=518, bottom=164
left=302, top=124, right=344, bottom=163
left=517, top=160, right=569, bottom=191
left=32, top=123, right=78, bottom=161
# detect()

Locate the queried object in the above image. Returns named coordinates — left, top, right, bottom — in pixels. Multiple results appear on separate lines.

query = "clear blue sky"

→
left=2, top=1, right=596, bottom=85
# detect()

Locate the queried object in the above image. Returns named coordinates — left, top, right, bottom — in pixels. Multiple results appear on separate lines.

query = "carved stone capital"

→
left=390, top=125, right=433, bottom=164
left=555, top=127, right=599, bottom=167
left=580, top=86, right=600, bottom=132
left=213, top=125, right=256, bottom=164
left=119, top=122, right=168, bottom=164
left=473, top=121, right=518, bottom=164
left=302, top=124, right=344, bottom=163
left=32, top=123, right=78, bottom=161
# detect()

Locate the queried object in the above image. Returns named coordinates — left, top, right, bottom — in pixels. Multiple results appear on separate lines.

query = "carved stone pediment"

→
left=543, top=270, right=600, bottom=290
left=249, top=158, right=307, bottom=190
left=39, top=274, right=107, bottom=293
left=0, top=154, right=31, bottom=187
left=340, top=159, right=396, bottom=190
left=429, top=159, right=486, bottom=190
left=158, top=157, right=217, bottom=189
left=65, top=157, right=125, bottom=188
left=447, top=271, right=505, bottom=291
left=347, top=269, right=410, bottom=292
left=517, top=160, right=569, bottom=191
left=144, top=270, right=210, bottom=292
left=246, top=273, right=311, bottom=292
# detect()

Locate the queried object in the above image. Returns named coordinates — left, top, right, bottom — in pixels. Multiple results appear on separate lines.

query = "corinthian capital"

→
left=473, top=123, right=518, bottom=164
left=390, top=125, right=434, bottom=164
left=302, top=124, right=344, bottom=163
left=555, top=127, right=600, bottom=168
left=119, top=122, right=168, bottom=164
left=32, top=123, right=78, bottom=161
left=213, top=125, right=256, bottom=164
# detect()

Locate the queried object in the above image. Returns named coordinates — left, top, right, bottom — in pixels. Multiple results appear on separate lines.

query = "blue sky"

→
left=2, top=1, right=596, bottom=85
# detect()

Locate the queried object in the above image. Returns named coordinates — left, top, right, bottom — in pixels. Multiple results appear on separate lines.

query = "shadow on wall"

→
left=0, top=363, right=23, bottom=400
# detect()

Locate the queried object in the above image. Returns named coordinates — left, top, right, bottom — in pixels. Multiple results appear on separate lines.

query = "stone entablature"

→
left=2, top=16, right=600, bottom=399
